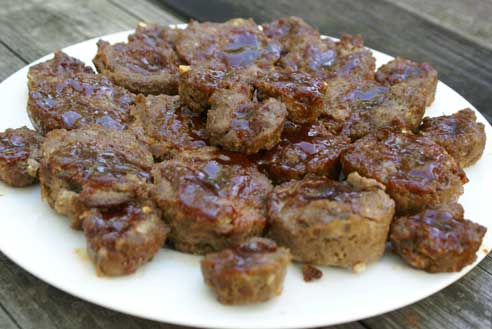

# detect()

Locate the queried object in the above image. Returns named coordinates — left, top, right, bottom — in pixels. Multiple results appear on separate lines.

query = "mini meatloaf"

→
left=263, top=18, right=375, bottom=81
left=81, top=200, right=169, bottom=276
left=206, top=87, right=287, bottom=154
left=253, top=121, right=349, bottom=183
left=390, top=203, right=487, bottom=273
left=419, top=108, right=486, bottom=168
left=28, top=53, right=134, bottom=134
left=268, top=172, right=395, bottom=269
left=178, top=65, right=258, bottom=113
left=39, top=125, right=153, bottom=229
left=0, top=127, right=44, bottom=187
left=129, top=94, right=207, bottom=160
left=262, top=17, right=337, bottom=74
left=327, top=34, right=376, bottom=81
left=93, top=24, right=179, bottom=95
left=376, top=57, right=438, bottom=106
left=324, top=79, right=426, bottom=140
left=201, top=237, right=291, bottom=305
left=175, top=18, right=281, bottom=70
left=254, top=70, right=326, bottom=123
left=341, top=130, right=468, bottom=214
left=152, top=148, right=273, bottom=254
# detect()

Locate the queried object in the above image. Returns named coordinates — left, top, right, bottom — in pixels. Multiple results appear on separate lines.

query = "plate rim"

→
left=0, top=26, right=490, bottom=329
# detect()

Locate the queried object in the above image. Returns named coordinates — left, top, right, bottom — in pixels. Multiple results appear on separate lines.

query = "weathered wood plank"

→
left=479, top=252, right=492, bottom=276
left=0, top=43, right=26, bottom=81
left=108, top=0, right=182, bottom=25
left=162, top=0, right=492, bottom=123
left=0, top=0, right=143, bottom=62
left=0, top=304, right=20, bottom=329
left=389, top=0, right=492, bottom=50
left=0, top=0, right=183, bottom=63
left=363, top=262, right=492, bottom=329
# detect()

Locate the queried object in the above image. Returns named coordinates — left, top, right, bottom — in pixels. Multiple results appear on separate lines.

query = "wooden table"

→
left=0, top=1, right=490, bottom=328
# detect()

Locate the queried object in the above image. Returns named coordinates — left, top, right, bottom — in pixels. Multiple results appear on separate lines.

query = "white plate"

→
left=0, top=28, right=491, bottom=329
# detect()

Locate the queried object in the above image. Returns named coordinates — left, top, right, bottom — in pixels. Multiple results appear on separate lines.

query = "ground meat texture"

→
left=175, top=18, right=281, bottom=70
left=263, top=17, right=337, bottom=75
left=263, top=18, right=374, bottom=81
left=39, top=126, right=153, bottom=229
left=207, top=88, right=287, bottom=154
left=179, top=67, right=228, bottom=112
left=27, top=51, right=94, bottom=82
left=178, top=65, right=258, bottom=113
left=302, top=264, right=323, bottom=282
left=341, top=130, right=468, bottom=215
left=254, top=70, right=326, bottom=123
left=264, top=18, right=375, bottom=81
left=201, top=237, right=291, bottom=305
left=376, top=57, right=438, bottom=106
left=81, top=200, right=169, bottom=276
left=93, top=26, right=179, bottom=95
left=0, top=127, right=44, bottom=187
left=262, top=16, right=321, bottom=48
left=152, top=148, right=273, bottom=254
left=253, top=121, right=349, bottom=183
left=327, top=35, right=376, bottom=81
left=128, top=23, right=179, bottom=47
left=330, top=80, right=426, bottom=140
left=390, top=203, right=487, bottom=273
left=321, top=78, right=355, bottom=122
left=28, top=62, right=134, bottom=134
left=129, top=94, right=207, bottom=160
left=279, top=37, right=337, bottom=75
left=268, top=172, right=395, bottom=269
left=419, top=108, right=486, bottom=168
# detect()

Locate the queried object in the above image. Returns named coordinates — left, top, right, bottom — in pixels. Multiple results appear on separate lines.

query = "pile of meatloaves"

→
left=0, top=17, right=487, bottom=305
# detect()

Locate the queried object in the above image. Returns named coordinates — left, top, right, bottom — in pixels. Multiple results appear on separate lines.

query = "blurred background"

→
left=0, top=1, right=491, bottom=329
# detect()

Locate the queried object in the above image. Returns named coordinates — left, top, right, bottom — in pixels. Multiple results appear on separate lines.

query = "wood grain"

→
left=363, top=263, right=492, bottom=329
left=390, top=0, right=492, bottom=50
left=0, top=43, right=26, bottom=80
left=108, top=0, right=182, bottom=25
left=0, top=0, right=141, bottom=61
left=0, top=304, right=19, bottom=329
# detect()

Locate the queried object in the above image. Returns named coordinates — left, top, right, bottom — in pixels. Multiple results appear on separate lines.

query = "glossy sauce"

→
left=298, top=179, right=359, bottom=204
left=409, top=209, right=467, bottom=247
left=31, top=73, right=133, bottom=132
left=54, top=144, right=150, bottom=187
left=253, top=121, right=346, bottom=181
left=205, top=238, right=281, bottom=273
left=342, top=83, right=388, bottom=109
left=221, top=27, right=280, bottom=67
left=237, top=237, right=278, bottom=253
left=112, top=42, right=177, bottom=74
left=257, top=71, right=325, bottom=105
left=0, top=133, right=30, bottom=162
left=165, top=150, right=261, bottom=222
